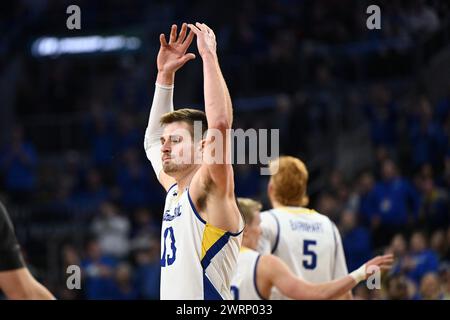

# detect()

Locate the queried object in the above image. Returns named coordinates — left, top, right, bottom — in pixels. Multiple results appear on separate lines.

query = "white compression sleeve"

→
left=349, top=264, right=367, bottom=283
left=144, top=82, right=174, bottom=178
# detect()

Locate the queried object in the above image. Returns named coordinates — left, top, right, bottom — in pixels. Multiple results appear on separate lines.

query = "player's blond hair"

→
left=160, top=108, right=208, bottom=137
left=237, top=198, right=262, bottom=225
left=269, top=156, right=309, bottom=207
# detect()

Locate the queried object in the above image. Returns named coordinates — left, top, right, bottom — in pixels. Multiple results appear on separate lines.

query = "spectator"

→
left=72, top=169, right=110, bottom=216
left=0, top=125, right=38, bottom=202
left=430, top=230, right=448, bottom=262
left=408, top=96, right=447, bottom=168
left=116, top=148, right=160, bottom=209
left=88, top=106, right=116, bottom=169
left=115, top=113, right=141, bottom=154
left=364, top=84, right=398, bottom=148
left=371, top=159, right=420, bottom=247
left=353, top=171, right=376, bottom=227
left=441, top=265, right=450, bottom=300
left=58, top=245, right=82, bottom=300
left=133, top=238, right=161, bottom=300
left=91, top=202, right=130, bottom=259
left=131, top=207, right=159, bottom=239
left=109, top=263, right=139, bottom=300
left=385, top=275, right=411, bottom=300
left=419, top=272, right=443, bottom=300
left=404, top=231, right=439, bottom=285
left=417, top=174, right=449, bottom=231
left=388, top=233, right=408, bottom=276
left=340, top=210, right=372, bottom=272
left=404, top=0, right=441, bottom=38
left=80, top=239, right=117, bottom=300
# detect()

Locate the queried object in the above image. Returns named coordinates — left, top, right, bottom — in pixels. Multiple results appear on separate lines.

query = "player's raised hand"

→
left=157, top=23, right=196, bottom=74
left=188, top=22, right=217, bottom=59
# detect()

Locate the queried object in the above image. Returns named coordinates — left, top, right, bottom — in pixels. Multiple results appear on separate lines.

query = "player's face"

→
left=247, top=212, right=262, bottom=250
left=160, top=121, right=199, bottom=175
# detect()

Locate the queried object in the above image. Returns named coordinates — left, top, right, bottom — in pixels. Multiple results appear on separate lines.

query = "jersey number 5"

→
left=161, top=227, right=177, bottom=267
left=302, top=239, right=317, bottom=269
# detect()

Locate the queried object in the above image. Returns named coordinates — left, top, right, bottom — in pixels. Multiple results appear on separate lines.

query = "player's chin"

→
left=163, top=161, right=184, bottom=173
left=163, top=162, right=176, bottom=173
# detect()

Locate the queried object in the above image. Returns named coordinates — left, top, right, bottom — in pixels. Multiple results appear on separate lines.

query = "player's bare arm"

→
left=188, top=23, right=242, bottom=234
left=144, top=23, right=196, bottom=191
left=258, top=254, right=394, bottom=300
left=0, top=268, right=55, bottom=300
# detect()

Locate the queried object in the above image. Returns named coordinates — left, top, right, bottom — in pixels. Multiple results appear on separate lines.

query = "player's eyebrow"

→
left=160, top=134, right=182, bottom=143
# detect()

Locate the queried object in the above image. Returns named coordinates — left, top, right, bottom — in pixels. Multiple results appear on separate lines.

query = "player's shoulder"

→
left=239, top=247, right=260, bottom=261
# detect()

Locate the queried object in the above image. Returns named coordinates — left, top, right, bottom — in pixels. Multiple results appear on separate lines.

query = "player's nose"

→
left=161, top=140, right=171, bottom=152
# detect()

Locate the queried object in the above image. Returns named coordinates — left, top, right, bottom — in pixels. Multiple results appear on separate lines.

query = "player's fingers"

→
left=180, top=53, right=196, bottom=64
left=177, top=23, right=188, bottom=44
left=181, top=30, right=195, bottom=51
left=195, top=22, right=206, bottom=32
left=160, top=34, right=168, bottom=47
left=382, top=256, right=394, bottom=264
left=169, top=24, right=177, bottom=44
left=203, top=23, right=215, bottom=37
left=188, top=23, right=201, bottom=34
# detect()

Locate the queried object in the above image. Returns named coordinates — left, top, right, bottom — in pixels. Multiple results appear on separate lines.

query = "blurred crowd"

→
left=0, top=0, right=449, bottom=299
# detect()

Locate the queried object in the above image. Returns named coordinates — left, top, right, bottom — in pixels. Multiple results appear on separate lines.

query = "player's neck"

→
left=175, top=166, right=199, bottom=191
left=271, top=200, right=284, bottom=208
left=241, top=241, right=253, bottom=251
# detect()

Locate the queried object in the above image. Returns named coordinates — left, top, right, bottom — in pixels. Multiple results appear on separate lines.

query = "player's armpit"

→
left=189, top=167, right=242, bottom=234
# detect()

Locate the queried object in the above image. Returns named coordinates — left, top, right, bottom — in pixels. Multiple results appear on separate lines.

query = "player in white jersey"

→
left=232, top=198, right=393, bottom=300
left=144, top=23, right=244, bottom=300
left=257, top=156, right=352, bottom=299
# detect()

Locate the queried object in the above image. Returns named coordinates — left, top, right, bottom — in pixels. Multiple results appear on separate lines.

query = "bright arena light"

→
left=31, top=35, right=142, bottom=56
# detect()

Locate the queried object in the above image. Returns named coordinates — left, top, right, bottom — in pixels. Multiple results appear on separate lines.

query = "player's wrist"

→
left=156, top=70, right=175, bottom=86
left=349, top=264, right=367, bottom=283
left=200, top=51, right=218, bottom=62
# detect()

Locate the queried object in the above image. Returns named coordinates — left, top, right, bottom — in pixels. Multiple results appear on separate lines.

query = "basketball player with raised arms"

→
left=232, top=198, right=393, bottom=300
left=257, top=156, right=352, bottom=299
left=144, top=23, right=244, bottom=300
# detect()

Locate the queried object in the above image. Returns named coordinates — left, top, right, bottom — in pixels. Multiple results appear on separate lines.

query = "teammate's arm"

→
left=258, top=254, right=393, bottom=300
left=144, top=23, right=196, bottom=191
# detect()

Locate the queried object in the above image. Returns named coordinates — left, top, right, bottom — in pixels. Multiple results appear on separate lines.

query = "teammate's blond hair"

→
left=269, top=156, right=309, bottom=207
left=237, top=198, right=262, bottom=225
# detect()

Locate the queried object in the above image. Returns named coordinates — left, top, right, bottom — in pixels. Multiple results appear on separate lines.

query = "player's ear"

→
left=242, top=225, right=249, bottom=237
left=267, top=180, right=273, bottom=197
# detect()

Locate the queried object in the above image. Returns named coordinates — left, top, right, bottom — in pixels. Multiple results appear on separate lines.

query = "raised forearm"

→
left=202, top=54, right=231, bottom=128
left=144, top=77, right=174, bottom=178
left=216, top=63, right=233, bottom=125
